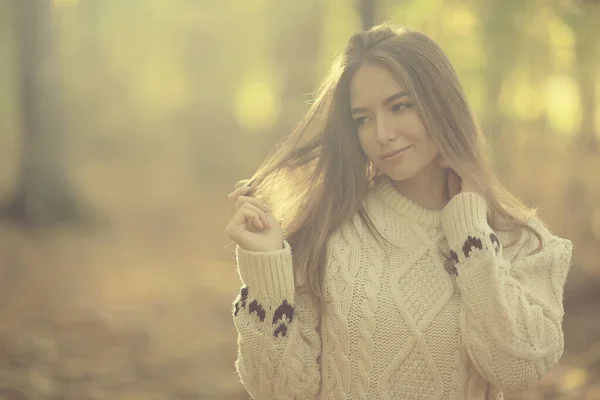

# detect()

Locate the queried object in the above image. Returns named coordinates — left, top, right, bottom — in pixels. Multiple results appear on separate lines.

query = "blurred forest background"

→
left=0, top=0, right=599, bottom=399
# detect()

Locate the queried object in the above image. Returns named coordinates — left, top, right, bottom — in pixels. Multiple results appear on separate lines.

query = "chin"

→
left=380, top=170, right=414, bottom=182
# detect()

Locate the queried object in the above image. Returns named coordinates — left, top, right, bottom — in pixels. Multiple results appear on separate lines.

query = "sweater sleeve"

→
left=231, top=240, right=322, bottom=399
left=439, top=192, right=573, bottom=393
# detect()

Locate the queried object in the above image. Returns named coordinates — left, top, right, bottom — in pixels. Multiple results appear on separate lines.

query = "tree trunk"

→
left=573, top=14, right=598, bottom=153
left=79, top=0, right=101, bottom=64
left=478, top=0, right=522, bottom=178
left=562, top=5, right=599, bottom=153
left=2, top=0, right=82, bottom=227
left=274, top=0, right=324, bottom=128
left=358, top=0, right=378, bottom=31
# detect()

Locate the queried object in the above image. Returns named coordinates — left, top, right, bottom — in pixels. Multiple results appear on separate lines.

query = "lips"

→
left=381, top=146, right=411, bottom=159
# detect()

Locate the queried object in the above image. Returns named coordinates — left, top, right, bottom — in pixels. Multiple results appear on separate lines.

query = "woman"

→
left=225, top=24, right=573, bottom=399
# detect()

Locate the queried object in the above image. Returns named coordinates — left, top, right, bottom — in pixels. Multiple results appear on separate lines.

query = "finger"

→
left=227, top=185, right=251, bottom=200
left=242, top=208, right=264, bottom=230
left=236, top=207, right=264, bottom=230
left=234, top=179, right=251, bottom=190
left=234, top=195, right=271, bottom=214
left=226, top=206, right=260, bottom=235
left=240, top=202, right=270, bottom=228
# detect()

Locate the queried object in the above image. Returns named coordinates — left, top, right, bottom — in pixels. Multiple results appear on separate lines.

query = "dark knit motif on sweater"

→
left=233, top=286, right=295, bottom=337
left=448, top=232, right=502, bottom=276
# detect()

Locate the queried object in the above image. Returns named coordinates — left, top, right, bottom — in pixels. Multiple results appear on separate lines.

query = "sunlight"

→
left=559, top=367, right=588, bottom=391
left=544, top=74, right=580, bottom=135
left=318, top=0, right=361, bottom=79
left=234, top=70, right=281, bottom=133
left=133, top=59, right=191, bottom=119
left=500, top=68, right=543, bottom=122
left=547, top=14, right=575, bottom=70
left=442, top=4, right=478, bottom=35
left=596, top=102, right=600, bottom=133
left=53, top=0, right=78, bottom=7
left=2, top=2, right=598, bottom=398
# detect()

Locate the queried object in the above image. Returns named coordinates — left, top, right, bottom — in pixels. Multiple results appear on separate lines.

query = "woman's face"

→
left=349, top=63, right=440, bottom=182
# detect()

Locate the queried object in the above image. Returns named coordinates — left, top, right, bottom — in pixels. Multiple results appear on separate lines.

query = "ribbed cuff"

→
left=440, top=192, right=489, bottom=246
left=235, top=241, right=295, bottom=301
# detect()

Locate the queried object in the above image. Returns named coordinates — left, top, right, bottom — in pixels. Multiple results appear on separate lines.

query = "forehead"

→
left=349, top=63, right=407, bottom=108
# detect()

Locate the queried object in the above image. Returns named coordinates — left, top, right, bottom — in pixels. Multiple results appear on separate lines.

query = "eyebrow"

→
left=351, top=91, right=410, bottom=115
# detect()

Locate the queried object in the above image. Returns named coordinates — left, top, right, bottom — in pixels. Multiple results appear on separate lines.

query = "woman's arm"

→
left=440, top=192, right=573, bottom=393
left=232, top=240, right=322, bottom=399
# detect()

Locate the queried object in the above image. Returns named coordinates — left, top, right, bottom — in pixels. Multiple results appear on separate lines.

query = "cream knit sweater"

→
left=231, top=176, right=573, bottom=399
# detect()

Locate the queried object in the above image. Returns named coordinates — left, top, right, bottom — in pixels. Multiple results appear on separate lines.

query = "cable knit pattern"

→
left=353, top=212, right=384, bottom=399
left=322, top=227, right=354, bottom=399
left=232, top=176, right=573, bottom=399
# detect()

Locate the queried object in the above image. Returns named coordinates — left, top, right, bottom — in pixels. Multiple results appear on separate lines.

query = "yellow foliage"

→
left=500, top=67, right=544, bottom=122
left=234, top=70, right=281, bottom=133
left=544, top=74, right=580, bottom=135
left=318, top=0, right=361, bottom=78
left=596, top=103, right=600, bottom=133
left=442, top=4, right=478, bottom=35
left=560, top=367, right=588, bottom=391
left=53, top=0, right=78, bottom=7
left=546, top=13, right=575, bottom=71
left=132, top=60, right=192, bottom=119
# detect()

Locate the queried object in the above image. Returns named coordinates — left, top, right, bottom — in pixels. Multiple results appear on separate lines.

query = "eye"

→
left=392, top=102, right=412, bottom=113
left=353, top=116, right=368, bottom=127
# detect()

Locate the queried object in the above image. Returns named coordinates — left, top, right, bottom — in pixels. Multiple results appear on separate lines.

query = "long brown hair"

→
left=239, top=24, right=544, bottom=318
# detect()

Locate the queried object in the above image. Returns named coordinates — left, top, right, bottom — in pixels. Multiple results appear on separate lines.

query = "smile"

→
left=382, top=146, right=411, bottom=160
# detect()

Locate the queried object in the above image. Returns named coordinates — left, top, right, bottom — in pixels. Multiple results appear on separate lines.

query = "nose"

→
left=375, top=114, right=396, bottom=144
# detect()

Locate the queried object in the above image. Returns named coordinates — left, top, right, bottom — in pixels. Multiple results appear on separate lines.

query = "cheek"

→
left=423, top=136, right=440, bottom=157
left=356, top=132, right=368, bottom=152
left=357, top=133, right=377, bottom=160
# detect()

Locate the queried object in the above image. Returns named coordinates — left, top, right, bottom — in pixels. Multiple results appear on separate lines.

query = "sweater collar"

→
left=372, top=176, right=441, bottom=229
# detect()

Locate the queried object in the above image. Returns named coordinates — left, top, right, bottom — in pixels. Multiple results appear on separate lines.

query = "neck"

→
left=391, top=163, right=449, bottom=211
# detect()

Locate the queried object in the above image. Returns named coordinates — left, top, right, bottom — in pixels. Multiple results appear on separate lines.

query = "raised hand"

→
left=225, top=185, right=284, bottom=252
